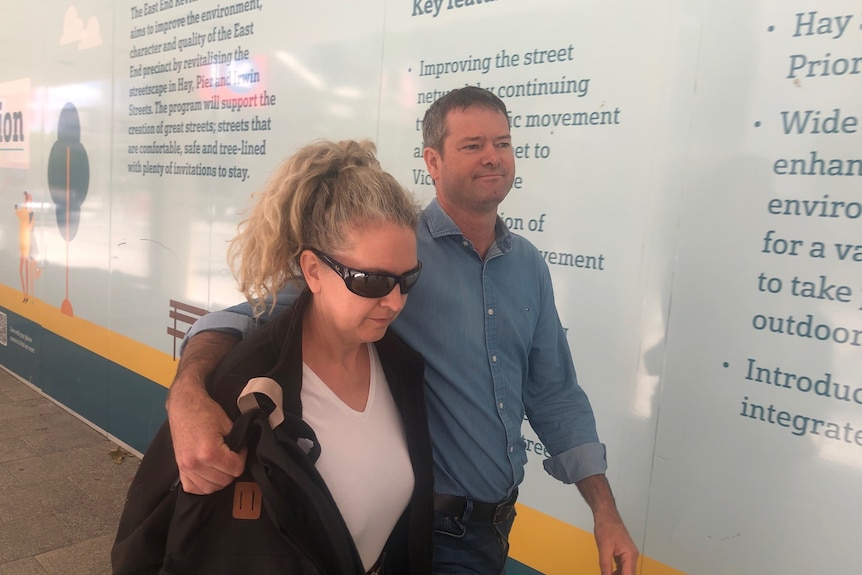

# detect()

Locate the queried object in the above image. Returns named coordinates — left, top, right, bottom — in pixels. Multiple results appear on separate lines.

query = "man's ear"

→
left=423, top=146, right=441, bottom=181
left=299, top=250, right=322, bottom=294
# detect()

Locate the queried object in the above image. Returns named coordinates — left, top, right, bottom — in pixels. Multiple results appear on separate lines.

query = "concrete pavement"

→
left=0, top=368, right=141, bottom=575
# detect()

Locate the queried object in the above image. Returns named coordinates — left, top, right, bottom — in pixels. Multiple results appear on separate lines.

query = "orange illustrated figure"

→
left=14, top=191, right=36, bottom=302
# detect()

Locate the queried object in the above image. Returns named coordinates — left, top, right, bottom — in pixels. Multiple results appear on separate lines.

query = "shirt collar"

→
left=422, top=198, right=513, bottom=254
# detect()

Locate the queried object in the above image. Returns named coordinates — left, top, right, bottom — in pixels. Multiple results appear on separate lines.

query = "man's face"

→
left=424, top=106, right=515, bottom=215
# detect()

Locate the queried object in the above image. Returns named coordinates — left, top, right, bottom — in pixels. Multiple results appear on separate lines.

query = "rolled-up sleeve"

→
left=178, top=285, right=303, bottom=356
left=179, top=310, right=255, bottom=355
left=543, top=442, right=607, bottom=484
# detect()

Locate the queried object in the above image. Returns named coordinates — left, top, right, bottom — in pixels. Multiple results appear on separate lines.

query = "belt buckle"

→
left=492, top=501, right=514, bottom=524
left=491, top=490, right=517, bottom=524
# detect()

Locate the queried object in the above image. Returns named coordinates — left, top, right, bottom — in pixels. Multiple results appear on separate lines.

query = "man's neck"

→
left=436, top=197, right=498, bottom=259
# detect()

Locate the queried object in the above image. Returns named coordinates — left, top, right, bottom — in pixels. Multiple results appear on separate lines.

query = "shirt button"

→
left=488, top=308, right=494, bottom=316
left=498, top=402, right=504, bottom=410
left=509, top=446, right=514, bottom=453
left=491, top=355, right=497, bottom=363
left=462, top=240, right=469, bottom=247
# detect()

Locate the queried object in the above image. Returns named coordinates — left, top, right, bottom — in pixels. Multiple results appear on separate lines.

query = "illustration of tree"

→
left=47, top=103, right=89, bottom=316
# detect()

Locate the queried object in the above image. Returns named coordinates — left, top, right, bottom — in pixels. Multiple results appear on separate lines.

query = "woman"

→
left=113, top=140, right=433, bottom=574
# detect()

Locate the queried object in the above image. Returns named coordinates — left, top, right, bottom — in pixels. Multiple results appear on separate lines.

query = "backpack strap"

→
left=237, top=376, right=285, bottom=429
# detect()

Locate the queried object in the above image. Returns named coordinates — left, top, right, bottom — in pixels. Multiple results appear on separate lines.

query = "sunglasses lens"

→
left=400, top=268, right=422, bottom=294
left=350, top=274, right=397, bottom=298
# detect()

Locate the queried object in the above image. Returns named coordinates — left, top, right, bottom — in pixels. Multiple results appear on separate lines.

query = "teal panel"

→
left=40, top=330, right=109, bottom=429
left=0, top=318, right=168, bottom=453
left=505, top=558, right=544, bottom=575
left=0, top=307, right=41, bottom=384
left=106, top=362, right=168, bottom=453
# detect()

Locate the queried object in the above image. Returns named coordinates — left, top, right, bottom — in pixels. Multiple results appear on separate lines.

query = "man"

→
left=167, top=87, right=638, bottom=574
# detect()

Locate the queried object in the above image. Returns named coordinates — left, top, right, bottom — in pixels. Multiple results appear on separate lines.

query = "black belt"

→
left=434, top=489, right=518, bottom=524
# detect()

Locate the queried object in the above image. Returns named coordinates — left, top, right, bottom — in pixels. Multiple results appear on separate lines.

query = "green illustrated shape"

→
left=47, top=103, right=89, bottom=241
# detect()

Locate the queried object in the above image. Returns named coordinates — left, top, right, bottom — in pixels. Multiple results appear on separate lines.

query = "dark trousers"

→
left=431, top=508, right=517, bottom=575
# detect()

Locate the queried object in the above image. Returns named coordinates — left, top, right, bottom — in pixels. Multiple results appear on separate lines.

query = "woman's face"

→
left=303, top=221, right=418, bottom=346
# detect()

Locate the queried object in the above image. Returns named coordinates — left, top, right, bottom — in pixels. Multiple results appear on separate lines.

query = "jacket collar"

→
left=263, top=289, right=424, bottom=416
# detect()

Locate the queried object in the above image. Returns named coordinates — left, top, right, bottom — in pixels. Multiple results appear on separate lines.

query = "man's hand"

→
left=166, top=331, right=245, bottom=494
left=167, top=379, right=245, bottom=494
left=576, top=474, right=640, bottom=575
left=594, top=513, right=639, bottom=575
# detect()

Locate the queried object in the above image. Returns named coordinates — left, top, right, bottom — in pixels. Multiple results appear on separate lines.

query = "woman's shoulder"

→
left=206, top=306, right=303, bottom=416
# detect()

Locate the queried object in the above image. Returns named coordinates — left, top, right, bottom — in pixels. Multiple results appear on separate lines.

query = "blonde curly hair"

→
left=228, top=139, right=419, bottom=317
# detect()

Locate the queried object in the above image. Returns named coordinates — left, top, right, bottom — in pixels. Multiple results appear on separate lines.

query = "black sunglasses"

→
left=310, top=248, right=422, bottom=299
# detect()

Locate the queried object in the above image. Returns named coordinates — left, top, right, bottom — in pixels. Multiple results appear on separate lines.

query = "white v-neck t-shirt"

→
left=300, top=344, right=415, bottom=571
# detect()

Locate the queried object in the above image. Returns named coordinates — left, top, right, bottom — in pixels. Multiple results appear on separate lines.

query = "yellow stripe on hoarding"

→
left=510, top=503, right=687, bottom=575
left=0, top=285, right=177, bottom=388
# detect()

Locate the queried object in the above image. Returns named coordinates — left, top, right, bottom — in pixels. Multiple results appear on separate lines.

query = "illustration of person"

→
left=14, top=191, right=41, bottom=302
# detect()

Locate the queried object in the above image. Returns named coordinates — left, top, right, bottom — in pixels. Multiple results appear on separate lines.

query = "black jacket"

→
left=112, top=291, right=434, bottom=574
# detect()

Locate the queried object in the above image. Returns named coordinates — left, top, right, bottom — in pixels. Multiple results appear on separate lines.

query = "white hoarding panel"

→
left=111, top=0, right=387, bottom=354
left=647, top=1, right=862, bottom=573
